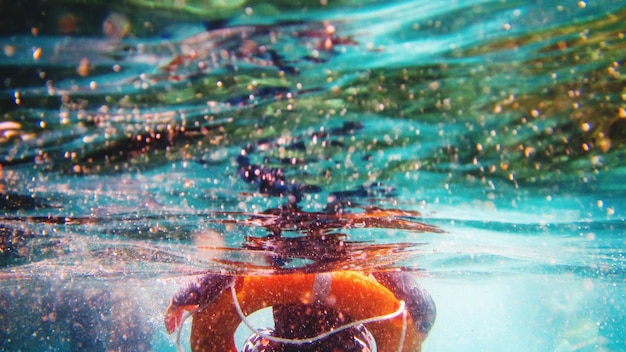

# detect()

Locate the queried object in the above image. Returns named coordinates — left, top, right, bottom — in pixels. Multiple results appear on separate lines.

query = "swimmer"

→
left=165, top=270, right=435, bottom=352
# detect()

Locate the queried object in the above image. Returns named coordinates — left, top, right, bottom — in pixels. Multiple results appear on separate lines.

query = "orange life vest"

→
left=187, top=271, right=425, bottom=352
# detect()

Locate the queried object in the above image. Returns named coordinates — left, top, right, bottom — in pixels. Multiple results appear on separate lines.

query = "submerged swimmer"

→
left=165, top=270, right=435, bottom=352
left=164, top=120, right=439, bottom=351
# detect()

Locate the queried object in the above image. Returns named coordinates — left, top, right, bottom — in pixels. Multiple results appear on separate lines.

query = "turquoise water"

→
left=1, top=0, right=626, bottom=351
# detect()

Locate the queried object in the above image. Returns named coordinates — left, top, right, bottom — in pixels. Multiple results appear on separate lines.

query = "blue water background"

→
left=1, top=0, right=626, bottom=351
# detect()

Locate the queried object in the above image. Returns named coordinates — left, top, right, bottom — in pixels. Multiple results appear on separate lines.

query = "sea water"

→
left=1, top=0, right=625, bottom=351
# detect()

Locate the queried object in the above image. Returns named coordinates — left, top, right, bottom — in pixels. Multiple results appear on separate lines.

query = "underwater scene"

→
left=1, top=0, right=626, bottom=351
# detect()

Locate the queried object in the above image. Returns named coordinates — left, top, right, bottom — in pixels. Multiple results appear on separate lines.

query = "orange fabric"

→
left=190, top=271, right=422, bottom=352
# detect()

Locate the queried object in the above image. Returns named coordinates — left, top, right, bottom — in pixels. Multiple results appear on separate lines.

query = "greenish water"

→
left=1, top=0, right=625, bottom=351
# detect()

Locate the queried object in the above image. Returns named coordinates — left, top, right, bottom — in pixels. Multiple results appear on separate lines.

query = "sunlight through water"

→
left=1, top=0, right=626, bottom=351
